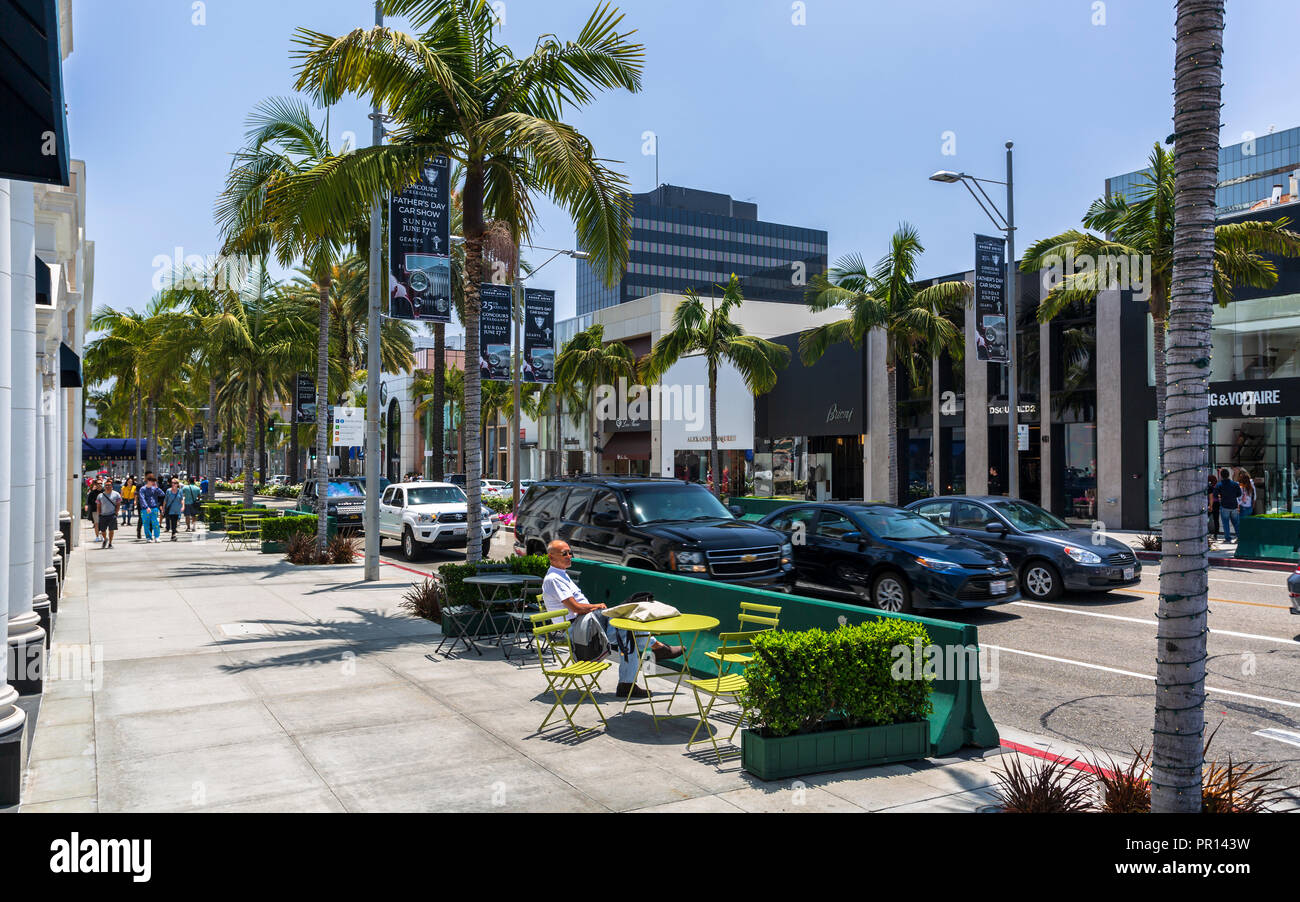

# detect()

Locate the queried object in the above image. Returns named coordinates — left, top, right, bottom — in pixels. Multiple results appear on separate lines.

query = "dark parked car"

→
left=512, top=476, right=795, bottom=590
left=906, top=496, right=1140, bottom=601
left=757, top=502, right=1019, bottom=613
left=1288, top=563, right=1300, bottom=615
left=297, top=476, right=390, bottom=530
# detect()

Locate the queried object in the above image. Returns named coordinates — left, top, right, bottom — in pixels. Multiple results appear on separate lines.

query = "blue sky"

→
left=66, top=0, right=1300, bottom=331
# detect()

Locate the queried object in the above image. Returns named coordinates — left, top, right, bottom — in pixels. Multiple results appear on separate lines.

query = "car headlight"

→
left=1063, top=546, right=1102, bottom=564
left=781, top=542, right=793, bottom=564
left=671, top=549, right=708, bottom=573
left=416, top=513, right=437, bottom=524
left=914, top=557, right=959, bottom=572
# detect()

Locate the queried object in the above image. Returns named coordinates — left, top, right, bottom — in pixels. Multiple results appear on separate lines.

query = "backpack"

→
left=568, top=612, right=611, bottom=663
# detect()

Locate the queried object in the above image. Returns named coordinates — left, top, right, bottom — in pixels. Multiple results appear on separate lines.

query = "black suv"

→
left=513, top=477, right=795, bottom=590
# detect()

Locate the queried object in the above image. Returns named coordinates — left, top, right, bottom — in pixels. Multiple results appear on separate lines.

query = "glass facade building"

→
left=576, top=184, right=828, bottom=315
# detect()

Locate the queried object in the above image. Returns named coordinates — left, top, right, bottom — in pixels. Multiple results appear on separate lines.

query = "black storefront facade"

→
left=754, top=333, right=866, bottom=501
left=1117, top=204, right=1300, bottom=529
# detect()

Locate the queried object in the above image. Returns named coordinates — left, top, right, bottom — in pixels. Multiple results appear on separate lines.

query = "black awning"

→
left=59, top=341, right=81, bottom=387
left=0, top=0, right=71, bottom=186
left=36, top=254, right=51, bottom=304
left=83, top=438, right=148, bottom=461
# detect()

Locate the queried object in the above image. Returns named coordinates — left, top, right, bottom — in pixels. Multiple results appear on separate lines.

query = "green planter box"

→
left=261, top=540, right=288, bottom=555
left=741, top=720, right=930, bottom=781
left=1235, top=516, right=1300, bottom=562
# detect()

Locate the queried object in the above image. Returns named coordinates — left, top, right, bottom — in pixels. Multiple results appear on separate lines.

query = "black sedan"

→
left=906, top=496, right=1141, bottom=601
left=757, top=502, right=1019, bottom=613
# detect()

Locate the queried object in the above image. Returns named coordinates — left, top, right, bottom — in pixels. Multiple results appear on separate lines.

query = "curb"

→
left=1133, top=550, right=1295, bottom=572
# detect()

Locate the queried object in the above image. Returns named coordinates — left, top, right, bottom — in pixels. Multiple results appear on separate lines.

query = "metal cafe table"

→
left=461, top=574, right=540, bottom=658
left=605, top=613, right=720, bottom=730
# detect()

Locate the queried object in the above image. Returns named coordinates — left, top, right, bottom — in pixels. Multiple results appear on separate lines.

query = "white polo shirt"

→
left=541, top=565, right=588, bottom=622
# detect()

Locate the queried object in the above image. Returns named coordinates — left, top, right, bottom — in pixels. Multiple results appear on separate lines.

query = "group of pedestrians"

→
left=84, top=472, right=210, bottom=546
left=1208, top=467, right=1255, bottom=543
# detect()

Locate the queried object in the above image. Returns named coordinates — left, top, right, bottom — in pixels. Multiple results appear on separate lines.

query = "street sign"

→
left=332, top=407, right=365, bottom=446
left=1017, top=424, right=1030, bottom=451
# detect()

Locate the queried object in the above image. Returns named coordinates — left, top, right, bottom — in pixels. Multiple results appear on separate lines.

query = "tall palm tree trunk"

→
left=257, top=403, right=267, bottom=486
left=708, top=363, right=721, bottom=499
left=554, top=394, right=562, bottom=477
left=146, top=399, right=157, bottom=476
left=243, top=373, right=257, bottom=510
left=1152, top=312, right=1168, bottom=473
left=432, top=324, right=445, bottom=481
left=1152, top=0, right=1221, bottom=813
left=206, top=377, right=217, bottom=498
left=887, top=363, right=899, bottom=505
left=289, top=422, right=300, bottom=485
left=315, top=280, right=332, bottom=553
left=134, top=387, right=143, bottom=477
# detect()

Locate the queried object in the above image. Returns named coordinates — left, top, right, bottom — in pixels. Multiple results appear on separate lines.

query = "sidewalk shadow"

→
left=211, top=607, right=438, bottom=673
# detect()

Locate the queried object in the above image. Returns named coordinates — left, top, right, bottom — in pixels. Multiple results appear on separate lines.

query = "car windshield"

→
left=407, top=487, right=465, bottom=505
left=857, top=507, right=949, bottom=540
left=627, top=486, right=733, bottom=524
left=326, top=481, right=365, bottom=499
left=990, top=500, right=1068, bottom=532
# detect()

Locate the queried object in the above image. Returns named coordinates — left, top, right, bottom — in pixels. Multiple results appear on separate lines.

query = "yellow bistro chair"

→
left=686, top=630, right=766, bottom=761
left=531, top=610, right=612, bottom=736
left=705, top=602, right=781, bottom=674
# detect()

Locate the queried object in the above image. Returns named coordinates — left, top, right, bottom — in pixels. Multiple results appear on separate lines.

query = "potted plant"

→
left=259, top=514, right=320, bottom=554
left=739, top=621, right=934, bottom=781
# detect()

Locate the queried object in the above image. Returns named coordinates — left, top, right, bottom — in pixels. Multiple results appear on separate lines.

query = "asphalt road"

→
left=221, top=495, right=1300, bottom=789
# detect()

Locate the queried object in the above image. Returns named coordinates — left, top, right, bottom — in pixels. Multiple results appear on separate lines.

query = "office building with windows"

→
left=575, top=184, right=828, bottom=315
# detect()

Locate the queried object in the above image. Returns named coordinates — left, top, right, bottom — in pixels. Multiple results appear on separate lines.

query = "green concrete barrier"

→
left=573, top=559, right=999, bottom=756
left=727, top=496, right=806, bottom=519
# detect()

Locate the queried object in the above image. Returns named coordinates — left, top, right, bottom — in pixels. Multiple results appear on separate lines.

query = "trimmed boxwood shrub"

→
left=741, top=620, right=934, bottom=738
left=261, top=515, right=317, bottom=542
left=437, top=554, right=549, bottom=606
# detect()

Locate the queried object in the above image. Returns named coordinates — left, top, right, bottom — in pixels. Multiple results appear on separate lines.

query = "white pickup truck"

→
left=378, top=482, right=499, bottom=560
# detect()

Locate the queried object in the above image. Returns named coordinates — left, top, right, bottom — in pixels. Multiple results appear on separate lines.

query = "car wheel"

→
left=402, top=528, right=421, bottom=562
left=1021, top=560, right=1062, bottom=601
left=872, top=571, right=913, bottom=614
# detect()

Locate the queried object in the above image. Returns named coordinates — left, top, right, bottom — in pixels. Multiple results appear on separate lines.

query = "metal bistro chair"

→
left=434, top=563, right=508, bottom=657
left=531, top=610, right=611, bottom=736
left=705, top=601, right=781, bottom=675
left=221, top=512, right=248, bottom=551
left=686, top=630, right=765, bottom=761
left=503, top=593, right=549, bottom=660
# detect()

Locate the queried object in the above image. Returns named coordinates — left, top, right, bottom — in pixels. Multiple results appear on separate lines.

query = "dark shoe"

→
left=615, top=682, right=651, bottom=699
left=652, top=643, right=684, bottom=662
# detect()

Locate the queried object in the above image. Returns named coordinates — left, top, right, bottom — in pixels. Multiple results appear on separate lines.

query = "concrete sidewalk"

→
left=19, top=522, right=1030, bottom=813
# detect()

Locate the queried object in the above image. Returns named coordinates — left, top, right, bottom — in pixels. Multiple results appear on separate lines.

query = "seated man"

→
left=542, top=540, right=682, bottom=699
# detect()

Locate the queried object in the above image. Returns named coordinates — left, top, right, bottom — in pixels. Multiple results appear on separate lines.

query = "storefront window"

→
left=1210, top=293, right=1300, bottom=382
left=1061, top=423, right=1097, bottom=522
left=674, top=449, right=748, bottom=496
left=753, top=436, right=806, bottom=498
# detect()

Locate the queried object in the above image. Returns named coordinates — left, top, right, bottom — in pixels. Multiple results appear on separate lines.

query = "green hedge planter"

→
left=1235, top=515, right=1300, bottom=562
left=741, top=720, right=930, bottom=781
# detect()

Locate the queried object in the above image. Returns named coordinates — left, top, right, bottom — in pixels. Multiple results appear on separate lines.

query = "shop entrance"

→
left=808, top=434, right=863, bottom=501
left=1210, top=416, right=1300, bottom=514
left=989, top=424, right=1042, bottom=505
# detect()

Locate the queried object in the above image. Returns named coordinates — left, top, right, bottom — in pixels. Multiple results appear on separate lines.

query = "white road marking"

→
left=984, top=644, right=1300, bottom=711
left=1010, top=601, right=1300, bottom=646
left=1205, top=577, right=1289, bottom=588
left=1255, top=728, right=1300, bottom=749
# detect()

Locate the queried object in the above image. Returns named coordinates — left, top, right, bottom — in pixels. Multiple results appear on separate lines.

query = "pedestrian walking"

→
left=181, top=476, right=203, bottom=531
left=200, top=474, right=209, bottom=498
left=1237, top=471, right=1254, bottom=518
left=96, top=478, right=123, bottom=549
left=164, top=478, right=184, bottom=541
left=137, top=471, right=155, bottom=539
left=1207, top=472, right=1221, bottom=540
left=1214, top=467, right=1241, bottom=543
left=138, top=474, right=165, bottom=543
left=120, top=476, right=137, bottom=526
left=86, top=479, right=104, bottom=543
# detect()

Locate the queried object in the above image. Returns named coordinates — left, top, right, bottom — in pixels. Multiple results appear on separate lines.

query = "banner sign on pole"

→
left=479, top=282, right=513, bottom=383
left=295, top=373, right=317, bottom=424
left=389, top=156, right=452, bottom=323
left=523, top=287, right=555, bottom=384
left=974, top=234, right=1009, bottom=364
left=332, top=407, right=366, bottom=447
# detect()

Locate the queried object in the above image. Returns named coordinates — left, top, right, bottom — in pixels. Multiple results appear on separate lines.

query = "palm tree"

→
left=291, top=0, right=643, bottom=561
left=800, top=226, right=971, bottom=505
left=1020, top=142, right=1300, bottom=470
left=534, top=380, right=583, bottom=477
left=1151, top=0, right=1223, bottom=814
left=643, top=275, right=790, bottom=498
left=554, top=323, right=637, bottom=475
left=216, top=97, right=370, bottom=552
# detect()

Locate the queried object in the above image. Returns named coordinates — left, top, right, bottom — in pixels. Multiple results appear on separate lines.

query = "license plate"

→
left=990, top=580, right=1007, bottom=595
left=1123, top=567, right=1134, bottom=580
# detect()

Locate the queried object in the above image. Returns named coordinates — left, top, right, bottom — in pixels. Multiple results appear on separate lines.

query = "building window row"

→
left=629, top=217, right=824, bottom=251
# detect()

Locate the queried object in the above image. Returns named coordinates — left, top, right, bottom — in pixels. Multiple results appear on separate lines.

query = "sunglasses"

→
left=556, top=550, right=573, bottom=557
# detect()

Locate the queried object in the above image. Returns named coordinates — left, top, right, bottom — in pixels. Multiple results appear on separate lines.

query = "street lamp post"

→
left=364, top=0, right=385, bottom=582
left=510, top=246, right=588, bottom=512
left=930, top=141, right=1018, bottom=498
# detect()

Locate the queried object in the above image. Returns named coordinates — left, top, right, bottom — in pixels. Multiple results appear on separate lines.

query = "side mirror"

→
left=985, top=521, right=1008, bottom=535
left=841, top=531, right=862, bottom=543
left=728, top=504, right=743, bottom=517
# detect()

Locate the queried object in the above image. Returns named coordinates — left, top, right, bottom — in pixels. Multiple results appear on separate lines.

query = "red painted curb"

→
left=998, top=739, right=1117, bottom=780
left=1133, top=550, right=1296, bottom=573
left=380, top=559, right=436, bottom=578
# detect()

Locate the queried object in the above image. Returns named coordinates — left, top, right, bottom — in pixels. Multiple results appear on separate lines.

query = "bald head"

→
left=547, top=540, right=573, bottom=569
